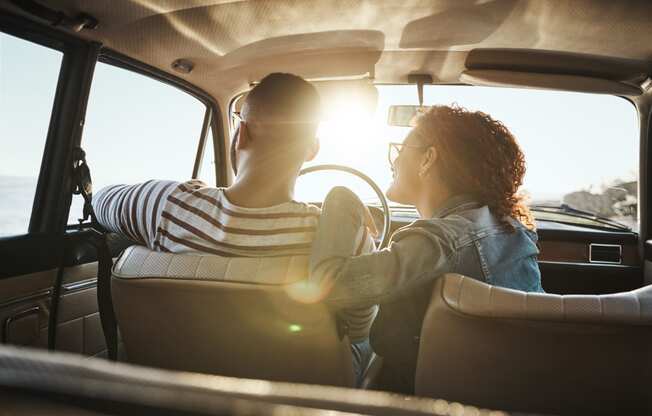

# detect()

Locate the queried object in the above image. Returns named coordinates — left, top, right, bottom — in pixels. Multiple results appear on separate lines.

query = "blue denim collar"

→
left=432, top=194, right=482, bottom=218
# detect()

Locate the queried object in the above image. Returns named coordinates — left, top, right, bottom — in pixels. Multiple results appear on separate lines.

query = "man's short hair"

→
left=231, top=73, right=320, bottom=174
left=241, top=72, right=321, bottom=126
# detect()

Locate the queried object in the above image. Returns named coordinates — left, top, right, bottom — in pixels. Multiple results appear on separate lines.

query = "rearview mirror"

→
left=387, top=105, right=424, bottom=127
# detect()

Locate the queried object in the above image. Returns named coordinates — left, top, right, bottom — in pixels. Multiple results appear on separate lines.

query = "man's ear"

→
left=236, top=121, right=250, bottom=150
left=305, top=137, right=320, bottom=162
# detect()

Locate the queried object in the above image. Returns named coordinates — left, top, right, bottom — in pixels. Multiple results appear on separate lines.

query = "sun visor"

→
left=460, top=69, right=643, bottom=96
left=462, top=48, right=650, bottom=95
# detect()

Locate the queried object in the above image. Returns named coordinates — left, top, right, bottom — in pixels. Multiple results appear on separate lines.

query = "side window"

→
left=69, top=62, right=207, bottom=223
left=0, top=33, right=63, bottom=237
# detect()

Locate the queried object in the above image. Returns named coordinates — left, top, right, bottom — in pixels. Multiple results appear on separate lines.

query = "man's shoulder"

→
left=289, top=200, right=321, bottom=216
left=176, top=179, right=223, bottom=191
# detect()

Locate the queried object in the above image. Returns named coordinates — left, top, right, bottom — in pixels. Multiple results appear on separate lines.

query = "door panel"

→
left=1, top=230, right=132, bottom=356
left=537, top=228, right=642, bottom=294
left=0, top=263, right=106, bottom=357
left=539, top=263, right=641, bottom=294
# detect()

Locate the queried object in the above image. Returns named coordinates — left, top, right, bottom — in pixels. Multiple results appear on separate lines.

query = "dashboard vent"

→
left=589, top=244, right=622, bottom=264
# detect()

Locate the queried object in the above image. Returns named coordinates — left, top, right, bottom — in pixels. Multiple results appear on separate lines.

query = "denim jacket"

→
left=309, top=189, right=544, bottom=310
left=428, top=194, right=544, bottom=292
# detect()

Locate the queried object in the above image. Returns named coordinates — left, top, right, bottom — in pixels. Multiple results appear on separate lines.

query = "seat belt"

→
left=70, top=147, right=118, bottom=361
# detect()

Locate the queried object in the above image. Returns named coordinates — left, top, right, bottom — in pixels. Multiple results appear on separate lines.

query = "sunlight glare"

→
left=317, top=97, right=379, bottom=152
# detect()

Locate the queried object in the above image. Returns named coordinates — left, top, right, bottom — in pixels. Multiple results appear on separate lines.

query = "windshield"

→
left=293, top=85, right=639, bottom=230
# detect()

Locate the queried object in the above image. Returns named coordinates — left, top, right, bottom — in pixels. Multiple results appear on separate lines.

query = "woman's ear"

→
left=420, top=146, right=437, bottom=177
left=305, top=137, right=320, bottom=162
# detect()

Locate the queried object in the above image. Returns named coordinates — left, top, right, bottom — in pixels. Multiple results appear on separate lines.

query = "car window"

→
left=68, top=62, right=207, bottom=224
left=0, top=33, right=63, bottom=237
left=295, top=85, right=639, bottom=231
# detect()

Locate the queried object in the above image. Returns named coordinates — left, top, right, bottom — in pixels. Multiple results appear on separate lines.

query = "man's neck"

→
left=225, top=171, right=297, bottom=208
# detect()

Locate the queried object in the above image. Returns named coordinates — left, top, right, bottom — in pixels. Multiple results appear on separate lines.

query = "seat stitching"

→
left=254, top=257, right=263, bottom=284
left=636, top=293, right=641, bottom=321
left=224, top=257, right=233, bottom=282
left=488, top=284, right=494, bottom=318
left=599, top=296, right=603, bottom=323
left=142, top=250, right=153, bottom=276
left=561, top=296, right=565, bottom=321
left=194, top=255, right=202, bottom=279
left=165, top=253, right=173, bottom=277
left=457, top=276, right=465, bottom=311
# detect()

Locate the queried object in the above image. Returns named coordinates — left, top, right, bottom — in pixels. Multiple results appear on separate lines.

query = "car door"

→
left=0, top=16, right=105, bottom=354
left=0, top=12, right=223, bottom=357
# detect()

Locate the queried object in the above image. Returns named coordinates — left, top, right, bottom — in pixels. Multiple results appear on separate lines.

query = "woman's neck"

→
left=415, top=186, right=452, bottom=219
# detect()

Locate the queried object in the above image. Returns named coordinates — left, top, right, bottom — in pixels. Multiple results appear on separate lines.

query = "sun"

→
left=317, top=98, right=378, bottom=151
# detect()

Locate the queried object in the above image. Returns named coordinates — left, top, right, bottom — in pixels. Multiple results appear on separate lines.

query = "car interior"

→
left=1, top=1, right=652, bottom=415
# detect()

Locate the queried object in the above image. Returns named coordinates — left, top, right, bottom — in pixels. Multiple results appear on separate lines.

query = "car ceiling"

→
left=5, top=0, right=652, bottom=104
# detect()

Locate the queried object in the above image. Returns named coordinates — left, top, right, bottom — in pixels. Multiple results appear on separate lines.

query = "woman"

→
left=308, top=104, right=544, bottom=393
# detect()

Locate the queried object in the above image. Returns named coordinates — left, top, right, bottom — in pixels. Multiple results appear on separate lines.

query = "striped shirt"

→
left=93, top=179, right=377, bottom=341
left=93, top=179, right=325, bottom=257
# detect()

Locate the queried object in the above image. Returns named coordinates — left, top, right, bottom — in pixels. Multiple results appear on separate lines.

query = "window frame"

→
left=0, top=12, right=99, bottom=236
left=95, top=49, right=226, bottom=190
left=0, top=11, right=226, bottom=277
left=0, top=11, right=100, bottom=278
left=65, top=51, right=224, bottom=226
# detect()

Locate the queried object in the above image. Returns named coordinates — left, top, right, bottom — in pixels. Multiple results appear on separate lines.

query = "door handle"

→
left=2, top=306, right=40, bottom=346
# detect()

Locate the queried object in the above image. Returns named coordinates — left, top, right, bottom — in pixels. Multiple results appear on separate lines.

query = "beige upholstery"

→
left=111, top=246, right=355, bottom=387
left=113, top=245, right=309, bottom=284
left=416, top=274, right=652, bottom=414
left=6, top=1, right=652, bottom=102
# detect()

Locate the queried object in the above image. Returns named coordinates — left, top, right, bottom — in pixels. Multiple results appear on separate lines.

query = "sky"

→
left=296, top=84, right=639, bottom=203
left=1, top=31, right=640, bottom=231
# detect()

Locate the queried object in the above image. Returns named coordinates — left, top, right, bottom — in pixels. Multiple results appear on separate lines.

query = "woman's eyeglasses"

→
left=388, top=142, right=431, bottom=168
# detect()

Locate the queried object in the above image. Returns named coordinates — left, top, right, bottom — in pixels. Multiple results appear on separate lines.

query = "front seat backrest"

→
left=111, top=246, right=355, bottom=387
left=416, top=274, right=652, bottom=415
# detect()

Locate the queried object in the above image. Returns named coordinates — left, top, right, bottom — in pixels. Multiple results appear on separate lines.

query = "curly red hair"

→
left=413, top=104, right=535, bottom=230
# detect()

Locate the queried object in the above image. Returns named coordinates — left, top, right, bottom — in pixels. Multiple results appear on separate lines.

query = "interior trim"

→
left=460, top=69, right=643, bottom=96
left=0, top=290, right=51, bottom=312
left=538, top=260, right=638, bottom=270
left=0, top=277, right=97, bottom=310
left=61, top=278, right=97, bottom=293
left=465, top=48, right=650, bottom=82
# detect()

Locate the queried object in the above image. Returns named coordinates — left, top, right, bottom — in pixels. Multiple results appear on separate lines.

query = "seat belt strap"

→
left=71, top=147, right=118, bottom=360
left=91, top=233, right=118, bottom=360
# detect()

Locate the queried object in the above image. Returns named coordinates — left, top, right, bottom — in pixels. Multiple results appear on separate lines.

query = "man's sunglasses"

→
left=388, top=142, right=431, bottom=167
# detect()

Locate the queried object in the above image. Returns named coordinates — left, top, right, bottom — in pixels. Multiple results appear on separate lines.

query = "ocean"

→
left=0, top=175, right=38, bottom=237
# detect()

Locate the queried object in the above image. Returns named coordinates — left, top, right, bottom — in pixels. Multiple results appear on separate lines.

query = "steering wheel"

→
left=298, top=164, right=392, bottom=248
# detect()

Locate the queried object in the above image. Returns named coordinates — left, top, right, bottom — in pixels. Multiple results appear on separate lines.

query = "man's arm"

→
left=309, top=187, right=455, bottom=309
left=92, top=180, right=179, bottom=249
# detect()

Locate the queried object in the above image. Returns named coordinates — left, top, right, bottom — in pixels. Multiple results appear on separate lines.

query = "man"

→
left=92, top=73, right=376, bottom=381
